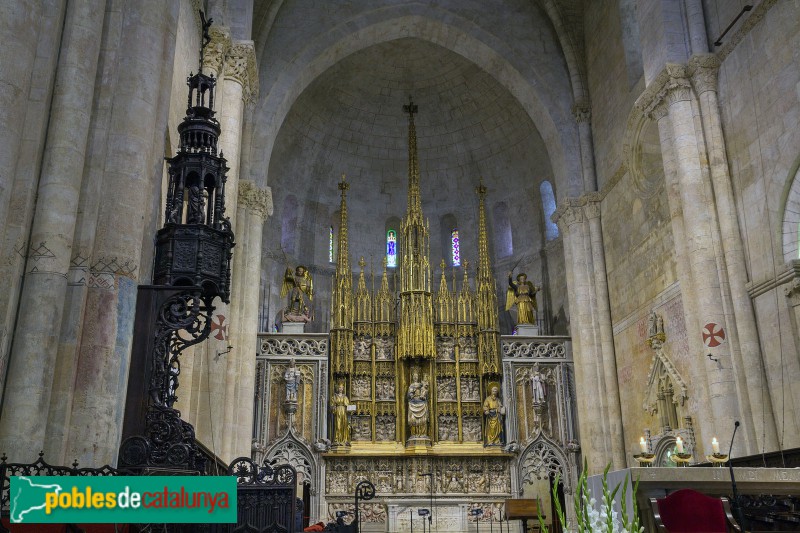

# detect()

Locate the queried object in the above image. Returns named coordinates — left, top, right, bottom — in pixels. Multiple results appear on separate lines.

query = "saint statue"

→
left=407, top=369, right=429, bottom=438
left=483, top=386, right=505, bottom=445
left=505, top=271, right=539, bottom=325
left=332, top=382, right=350, bottom=445
left=281, top=265, right=313, bottom=322
left=531, top=363, right=546, bottom=404
left=283, top=358, right=301, bottom=402
left=186, top=183, right=206, bottom=224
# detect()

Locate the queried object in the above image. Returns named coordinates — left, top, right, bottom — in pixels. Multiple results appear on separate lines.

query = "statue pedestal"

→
left=515, top=324, right=539, bottom=336
left=406, top=436, right=431, bottom=448
left=281, top=322, right=306, bottom=334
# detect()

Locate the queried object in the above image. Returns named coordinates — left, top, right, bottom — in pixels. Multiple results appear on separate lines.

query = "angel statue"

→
left=505, top=271, right=540, bottom=325
left=281, top=265, right=313, bottom=323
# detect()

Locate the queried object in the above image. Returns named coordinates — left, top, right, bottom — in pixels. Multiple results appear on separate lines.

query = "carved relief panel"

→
left=375, top=336, right=394, bottom=360
left=354, top=335, right=371, bottom=360
left=458, top=336, right=478, bottom=361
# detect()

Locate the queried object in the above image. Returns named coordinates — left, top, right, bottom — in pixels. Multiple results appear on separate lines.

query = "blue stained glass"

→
left=329, top=226, right=334, bottom=263
left=451, top=229, right=460, bottom=266
left=387, top=230, right=397, bottom=267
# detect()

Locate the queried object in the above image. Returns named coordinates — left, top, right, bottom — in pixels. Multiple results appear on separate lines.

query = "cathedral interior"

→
left=1, top=0, right=800, bottom=531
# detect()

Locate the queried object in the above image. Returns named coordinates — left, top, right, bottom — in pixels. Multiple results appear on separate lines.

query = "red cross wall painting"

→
left=211, top=314, right=228, bottom=341
left=702, top=322, right=725, bottom=348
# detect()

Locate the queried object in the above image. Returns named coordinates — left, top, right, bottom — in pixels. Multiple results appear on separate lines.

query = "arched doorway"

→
left=518, top=437, right=576, bottom=532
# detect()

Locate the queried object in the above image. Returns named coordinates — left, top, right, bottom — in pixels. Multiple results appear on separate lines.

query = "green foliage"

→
left=535, top=460, right=643, bottom=533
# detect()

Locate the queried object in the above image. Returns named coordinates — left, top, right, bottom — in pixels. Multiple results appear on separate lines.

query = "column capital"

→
left=786, top=261, right=800, bottom=307
left=636, top=63, right=693, bottom=120
left=224, top=40, right=259, bottom=104
left=688, top=54, right=721, bottom=94
left=238, top=181, right=272, bottom=220
left=572, top=102, right=591, bottom=123
left=202, top=26, right=231, bottom=76
left=552, top=201, right=584, bottom=232
left=582, top=192, right=602, bottom=219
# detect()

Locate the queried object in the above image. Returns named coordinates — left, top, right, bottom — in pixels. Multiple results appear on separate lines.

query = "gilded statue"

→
left=407, top=368, right=429, bottom=438
left=505, top=271, right=539, bottom=325
left=483, top=386, right=505, bottom=445
left=281, top=265, right=313, bottom=322
left=331, top=382, right=350, bottom=445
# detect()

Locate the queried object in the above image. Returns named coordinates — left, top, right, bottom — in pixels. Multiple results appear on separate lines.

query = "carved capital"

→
left=786, top=261, right=800, bottom=307
left=202, top=26, right=231, bottom=76
left=238, top=181, right=273, bottom=220
left=553, top=203, right=584, bottom=232
left=688, top=54, right=721, bottom=94
left=649, top=101, right=669, bottom=121
left=787, top=279, right=800, bottom=307
left=572, top=102, right=591, bottom=123
left=583, top=193, right=602, bottom=219
left=224, top=40, right=259, bottom=104
left=636, top=63, right=693, bottom=120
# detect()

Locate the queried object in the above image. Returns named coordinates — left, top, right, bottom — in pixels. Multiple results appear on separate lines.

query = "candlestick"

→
left=676, top=436, right=684, bottom=453
left=711, top=437, right=720, bottom=454
left=639, top=437, right=647, bottom=454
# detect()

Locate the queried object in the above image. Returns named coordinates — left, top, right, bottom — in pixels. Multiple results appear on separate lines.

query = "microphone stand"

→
left=727, top=421, right=747, bottom=530
left=422, top=472, right=434, bottom=532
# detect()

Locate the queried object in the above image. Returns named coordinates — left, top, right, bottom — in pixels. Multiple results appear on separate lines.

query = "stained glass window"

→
left=329, top=225, right=334, bottom=263
left=451, top=229, right=460, bottom=266
left=387, top=230, right=397, bottom=267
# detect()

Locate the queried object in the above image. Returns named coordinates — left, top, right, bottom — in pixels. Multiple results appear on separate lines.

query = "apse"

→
left=261, top=38, right=558, bottom=333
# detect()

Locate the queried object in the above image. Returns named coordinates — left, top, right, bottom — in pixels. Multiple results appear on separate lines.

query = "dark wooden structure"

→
left=505, top=499, right=540, bottom=532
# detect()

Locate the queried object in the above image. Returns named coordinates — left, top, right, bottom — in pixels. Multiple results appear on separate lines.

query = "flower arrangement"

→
left=538, top=461, right=643, bottom=533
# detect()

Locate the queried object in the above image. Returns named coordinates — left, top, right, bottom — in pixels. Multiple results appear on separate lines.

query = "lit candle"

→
left=639, top=437, right=648, bottom=454
left=676, top=436, right=684, bottom=453
left=712, top=437, right=720, bottom=455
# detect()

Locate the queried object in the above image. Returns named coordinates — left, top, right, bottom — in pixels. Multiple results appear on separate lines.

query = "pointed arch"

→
left=518, top=433, right=575, bottom=494
left=266, top=435, right=316, bottom=485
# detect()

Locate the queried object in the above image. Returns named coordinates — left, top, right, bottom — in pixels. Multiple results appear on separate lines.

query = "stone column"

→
left=659, top=65, right=741, bottom=451
left=172, top=26, right=231, bottom=433
left=690, top=55, right=778, bottom=451
left=647, top=100, right=718, bottom=451
left=0, top=0, right=106, bottom=462
left=206, top=36, right=258, bottom=462
left=583, top=195, right=626, bottom=469
left=179, top=31, right=259, bottom=462
left=573, top=103, right=598, bottom=192
left=230, top=181, right=272, bottom=457
left=555, top=204, right=607, bottom=473
left=0, top=0, right=67, bottom=410
left=65, top=0, right=179, bottom=467
left=0, top=0, right=43, bottom=236
left=573, top=101, right=626, bottom=468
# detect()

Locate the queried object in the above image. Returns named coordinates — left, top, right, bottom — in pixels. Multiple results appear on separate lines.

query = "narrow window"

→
left=451, top=229, right=460, bottom=266
left=329, top=225, right=334, bottom=263
left=387, top=230, right=397, bottom=267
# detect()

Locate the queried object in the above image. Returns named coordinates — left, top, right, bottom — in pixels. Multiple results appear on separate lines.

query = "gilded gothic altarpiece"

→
left=251, top=103, right=579, bottom=532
